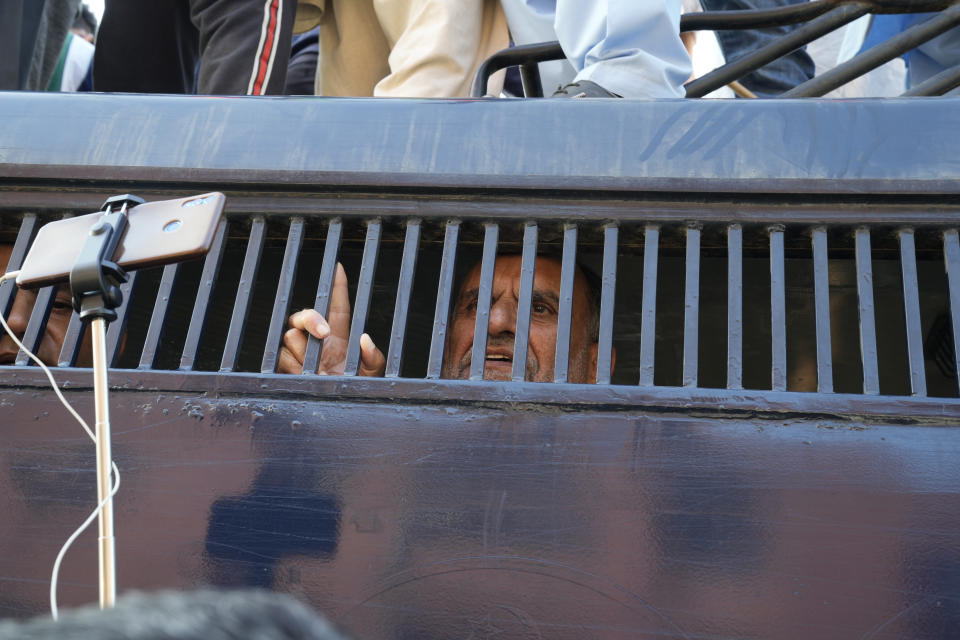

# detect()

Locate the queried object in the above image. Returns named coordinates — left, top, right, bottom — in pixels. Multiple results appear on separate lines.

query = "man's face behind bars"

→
left=442, top=255, right=600, bottom=383
left=0, top=244, right=78, bottom=366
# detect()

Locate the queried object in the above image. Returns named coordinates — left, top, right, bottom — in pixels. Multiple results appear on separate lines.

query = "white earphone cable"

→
left=0, top=271, right=120, bottom=620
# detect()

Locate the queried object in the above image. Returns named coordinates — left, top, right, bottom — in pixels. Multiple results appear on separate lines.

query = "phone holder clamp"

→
left=69, top=194, right=144, bottom=322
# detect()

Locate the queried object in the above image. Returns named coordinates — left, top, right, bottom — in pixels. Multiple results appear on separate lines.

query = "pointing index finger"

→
left=326, top=262, right=352, bottom=343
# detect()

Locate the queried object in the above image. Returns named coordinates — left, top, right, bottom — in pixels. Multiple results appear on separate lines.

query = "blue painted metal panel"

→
left=1, top=92, right=959, bottom=192
left=0, top=388, right=957, bottom=638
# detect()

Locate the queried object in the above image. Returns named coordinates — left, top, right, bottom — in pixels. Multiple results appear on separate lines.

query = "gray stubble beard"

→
left=443, top=336, right=543, bottom=382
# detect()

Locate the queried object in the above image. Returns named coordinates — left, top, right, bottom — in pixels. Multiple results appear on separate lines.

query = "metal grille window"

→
left=3, top=211, right=958, bottom=400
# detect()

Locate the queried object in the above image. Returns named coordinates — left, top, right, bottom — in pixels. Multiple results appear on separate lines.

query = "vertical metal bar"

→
left=638, top=225, right=660, bottom=387
left=105, top=271, right=140, bottom=366
left=179, top=218, right=227, bottom=371
left=519, top=62, right=544, bottom=97
left=769, top=225, right=787, bottom=391
left=15, top=285, right=57, bottom=365
left=855, top=227, right=880, bottom=395
left=261, top=218, right=304, bottom=373
left=682, top=224, right=701, bottom=388
left=898, top=228, right=927, bottom=396
left=343, top=219, right=381, bottom=376
left=553, top=224, right=577, bottom=383
left=0, top=214, right=37, bottom=318
left=596, top=223, right=618, bottom=385
left=218, top=217, right=266, bottom=372
left=16, top=213, right=69, bottom=366
left=727, top=224, right=743, bottom=390
left=469, top=224, right=499, bottom=381
left=943, top=230, right=960, bottom=396
left=138, top=263, right=180, bottom=369
left=302, top=218, right=343, bottom=374
left=385, top=219, right=421, bottom=378
left=427, top=220, right=460, bottom=379
left=58, top=313, right=85, bottom=367
left=812, top=226, right=834, bottom=393
left=512, top=223, right=538, bottom=381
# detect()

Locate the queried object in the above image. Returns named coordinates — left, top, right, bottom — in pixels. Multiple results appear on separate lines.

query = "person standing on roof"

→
left=0, top=0, right=82, bottom=91
left=698, top=0, right=815, bottom=97
left=500, top=0, right=693, bottom=98
left=46, top=3, right=97, bottom=92
left=293, top=0, right=509, bottom=97
left=93, top=0, right=297, bottom=95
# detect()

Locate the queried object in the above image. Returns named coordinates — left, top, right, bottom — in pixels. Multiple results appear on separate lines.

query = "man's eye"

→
left=52, top=300, right=73, bottom=312
left=532, top=303, right=554, bottom=315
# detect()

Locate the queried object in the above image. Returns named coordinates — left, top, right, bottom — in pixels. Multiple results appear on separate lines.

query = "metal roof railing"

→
left=471, top=0, right=960, bottom=98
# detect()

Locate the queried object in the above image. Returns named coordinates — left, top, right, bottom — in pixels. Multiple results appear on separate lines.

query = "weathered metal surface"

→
left=470, top=224, right=499, bottom=381
left=553, top=224, right=576, bottom=384
left=13, top=284, right=54, bottom=366
left=2, top=86, right=960, bottom=640
left=427, top=222, right=459, bottom=380
left=769, top=226, right=787, bottom=392
left=812, top=227, right=834, bottom=394
left=303, top=218, right=343, bottom=375
left=344, top=219, right=381, bottom=377
left=3, top=368, right=960, bottom=421
left=139, top=263, right=180, bottom=370
left=898, top=229, right=928, bottom=396
left=639, top=226, right=660, bottom=387
left=179, top=219, right=227, bottom=371
left=597, top=225, right=618, bottom=386
left=220, top=216, right=265, bottom=373
left=0, top=214, right=35, bottom=318
left=855, top=227, right=880, bottom=395
left=0, top=381, right=958, bottom=639
left=512, top=223, right=537, bottom=382
left=385, top=220, right=421, bottom=378
left=726, top=224, right=743, bottom=390
left=261, top=217, right=304, bottom=374
left=1, top=93, right=960, bottom=194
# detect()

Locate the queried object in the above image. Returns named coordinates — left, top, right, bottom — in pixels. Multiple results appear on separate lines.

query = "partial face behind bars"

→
left=442, top=255, right=601, bottom=383
left=0, top=244, right=80, bottom=366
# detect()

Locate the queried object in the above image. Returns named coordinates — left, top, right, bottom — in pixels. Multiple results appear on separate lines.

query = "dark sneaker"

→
left=551, top=80, right=621, bottom=98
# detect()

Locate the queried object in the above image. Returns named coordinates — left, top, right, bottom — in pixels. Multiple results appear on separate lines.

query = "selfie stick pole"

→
left=89, top=315, right=113, bottom=607
left=69, top=194, right=144, bottom=609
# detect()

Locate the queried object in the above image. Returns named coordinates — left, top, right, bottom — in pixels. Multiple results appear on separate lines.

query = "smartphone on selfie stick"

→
left=16, top=192, right=225, bottom=610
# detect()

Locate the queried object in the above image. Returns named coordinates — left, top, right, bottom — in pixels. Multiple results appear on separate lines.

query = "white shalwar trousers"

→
left=500, top=0, right=690, bottom=98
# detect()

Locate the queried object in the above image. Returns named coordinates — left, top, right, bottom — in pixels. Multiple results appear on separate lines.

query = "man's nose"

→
left=487, top=296, right=517, bottom=336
